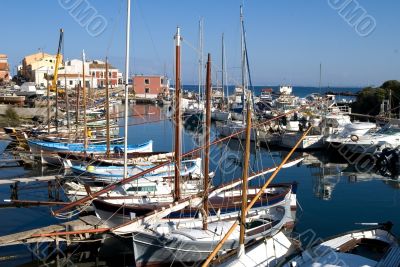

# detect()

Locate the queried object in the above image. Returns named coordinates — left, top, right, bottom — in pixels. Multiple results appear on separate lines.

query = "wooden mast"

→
left=174, top=26, right=182, bottom=201
left=47, top=68, right=50, bottom=134
left=239, top=95, right=251, bottom=255
left=221, top=33, right=225, bottom=110
left=203, top=53, right=212, bottom=230
left=55, top=76, right=59, bottom=132
left=202, top=125, right=313, bottom=267
left=75, top=82, right=80, bottom=136
left=105, top=57, right=111, bottom=157
left=82, top=50, right=88, bottom=149
left=65, top=64, right=70, bottom=138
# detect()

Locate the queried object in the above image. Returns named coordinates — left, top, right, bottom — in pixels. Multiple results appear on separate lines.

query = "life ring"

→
left=350, top=135, right=359, bottom=142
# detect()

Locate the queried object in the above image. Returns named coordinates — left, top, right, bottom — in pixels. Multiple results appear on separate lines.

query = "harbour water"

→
left=0, top=103, right=399, bottom=266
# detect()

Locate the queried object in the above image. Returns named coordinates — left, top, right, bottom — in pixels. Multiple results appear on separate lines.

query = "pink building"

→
left=89, top=60, right=122, bottom=88
left=132, top=75, right=169, bottom=99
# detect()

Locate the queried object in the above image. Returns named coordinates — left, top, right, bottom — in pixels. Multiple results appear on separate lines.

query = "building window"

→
left=109, top=72, right=111, bottom=77
left=161, top=78, right=164, bottom=85
left=69, top=80, right=73, bottom=85
left=144, top=79, right=150, bottom=85
left=145, top=88, right=150, bottom=93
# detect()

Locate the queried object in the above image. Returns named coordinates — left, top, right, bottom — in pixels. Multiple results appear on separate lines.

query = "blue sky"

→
left=2, top=0, right=400, bottom=87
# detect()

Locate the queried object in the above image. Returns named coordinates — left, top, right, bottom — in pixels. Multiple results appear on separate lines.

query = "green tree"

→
left=4, top=107, right=20, bottom=126
left=351, top=80, right=400, bottom=116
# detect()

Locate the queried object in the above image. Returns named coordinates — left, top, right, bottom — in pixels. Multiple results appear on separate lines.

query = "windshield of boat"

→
left=375, top=127, right=400, bottom=135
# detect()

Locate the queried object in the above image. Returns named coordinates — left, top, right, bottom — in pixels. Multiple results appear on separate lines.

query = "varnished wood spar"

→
left=203, top=53, right=212, bottom=230
left=239, top=97, right=251, bottom=247
left=64, top=55, right=70, bottom=139
left=30, top=227, right=110, bottom=237
left=75, top=83, right=80, bottom=135
left=4, top=200, right=68, bottom=206
left=174, top=27, right=182, bottom=201
left=82, top=50, right=88, bottom=149
left=47, top=69, right=50, bottom=134
left=105, top=57, right=111, bottom=157
left=55, top=79, right=59, bottom=132
left=202, top=125, right=313, bottom=267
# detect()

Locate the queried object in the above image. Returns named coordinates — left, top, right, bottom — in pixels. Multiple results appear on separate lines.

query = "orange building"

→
left=132, top=75, right=169, bottom=99
left=0, top=54, right=10, bottom=83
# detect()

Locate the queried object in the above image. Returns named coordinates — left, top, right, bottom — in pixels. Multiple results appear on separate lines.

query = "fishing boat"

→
left=280, top=222, right=400, bottom=267
left=211, top=34, right=230, bottom=122
left=131, top=193, right=294, bottom=266
left=211, top=108, right=231, bottom=121
left=216, top=120, right=257, bottom=141
left=0, top=93, right=25, bottom=106
left=58, top=150, right=174, bottom=166
left=215, top=230, right=295, bottom=267
left=67, top=157, right=202, bottom=181
left=27, top=139, right=153, bottom=154
left=280, top=112, right=354, bottom=150
left=0, top=137, right=12, bottom=154
left=85, top=182, right=296, bottom=227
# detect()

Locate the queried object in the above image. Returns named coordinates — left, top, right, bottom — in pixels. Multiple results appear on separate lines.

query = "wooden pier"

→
left=0, top=215, right=108, bottom=246
left=0, top=175, right=63, bottom=185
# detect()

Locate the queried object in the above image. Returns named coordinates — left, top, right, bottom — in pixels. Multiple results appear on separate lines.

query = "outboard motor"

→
left=113, top=146, right=124, bottom=155
left=375, top=147, right=400, bottom=177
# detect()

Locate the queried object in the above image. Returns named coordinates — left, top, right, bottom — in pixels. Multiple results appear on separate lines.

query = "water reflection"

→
left=300, top=151, right=400, bottom=201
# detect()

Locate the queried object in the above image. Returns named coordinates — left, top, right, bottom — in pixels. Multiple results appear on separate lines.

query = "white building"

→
left=57, top=59, right=95, bottom=89
left=57, top=73, right=96, bottom=89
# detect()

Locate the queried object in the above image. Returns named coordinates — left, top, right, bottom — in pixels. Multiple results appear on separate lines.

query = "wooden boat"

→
left=0, top=93, right=25, bottom=105
left=131, top=197, right=294, bottom=266
left=280, top=222, right=400, bottom=267
left=27, top=139, right=153, bottom=154
left=58, top=150, right=174, bottom=166
left=0, top=137, right=12, bottom=154
left=67, top=157, right=202, bottom=181
left=211, top=108, right=230, bottom=121
left=90, top=183, right=296, bottom=227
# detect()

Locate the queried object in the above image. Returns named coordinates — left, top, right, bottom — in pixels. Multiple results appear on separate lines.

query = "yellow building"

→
left=22, top=52, right=63, bottom=84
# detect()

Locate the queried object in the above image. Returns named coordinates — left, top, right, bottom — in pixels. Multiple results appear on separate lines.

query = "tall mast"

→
left=75, top=81, right=80, bottom=136
left=65, top=63, right=70, bottom=138
left=105, top=57, right=111, bottom=157
left=198, top=18, right=204, bottom=105
left=319, top=63, right=322, bottom=94
left=55, top=78, right=59, bottom=132
left=47, top=68, right=50, bottom=134
left=221, top=33, right=226, bottom=109
left=203, top=53, right=212, bottom=230
left=240, top=5, right=246, bottom=124
left=239, top=96, right=251, bottom=256
left=82, top=50, right=88, bottom=149
left=174, top=26, right=182, bottom=201
left=123, top=0, right=131, bottom=179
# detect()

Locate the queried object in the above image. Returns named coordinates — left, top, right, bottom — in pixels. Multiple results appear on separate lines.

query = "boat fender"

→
left=86, top=165, right=95, bottom=172
left=350, top=135, right=359, bottom=142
